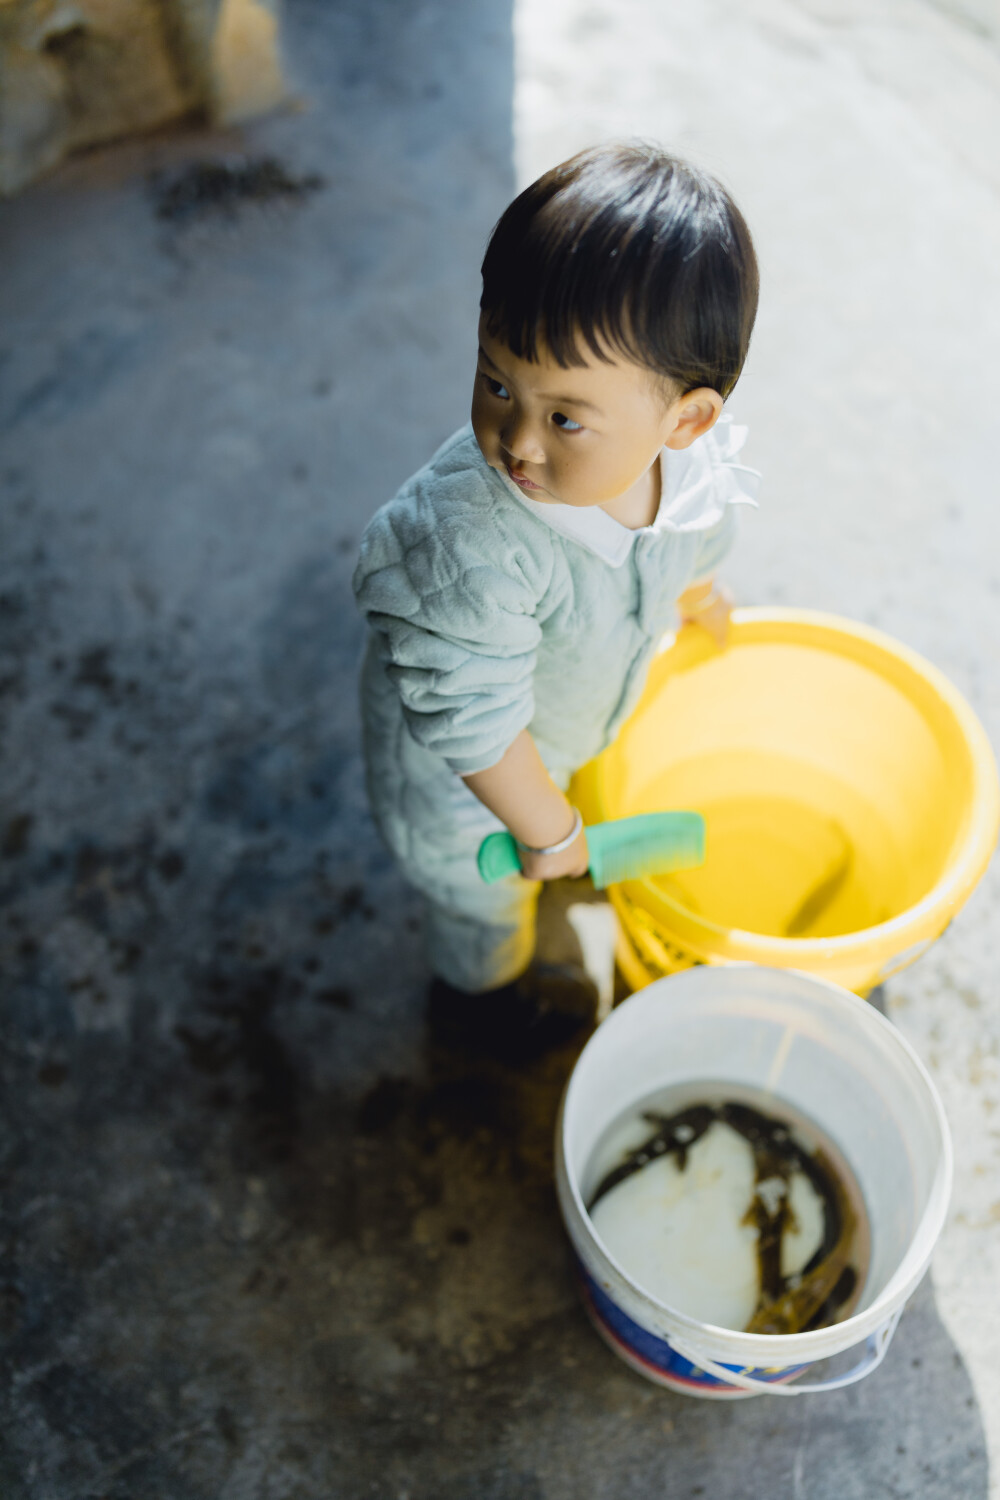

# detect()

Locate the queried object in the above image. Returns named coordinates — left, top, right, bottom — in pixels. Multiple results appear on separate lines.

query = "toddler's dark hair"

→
left=480, top=143, right=758, bottom=400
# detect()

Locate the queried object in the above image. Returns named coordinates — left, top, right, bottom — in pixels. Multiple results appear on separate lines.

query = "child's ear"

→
left=663, top=388, right=724, bottom=450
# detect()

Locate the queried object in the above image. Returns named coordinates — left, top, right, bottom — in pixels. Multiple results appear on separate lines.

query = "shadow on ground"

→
left=0, top=993, right=989, bottom=1498
left=0, top=0, right=990, bottom=1496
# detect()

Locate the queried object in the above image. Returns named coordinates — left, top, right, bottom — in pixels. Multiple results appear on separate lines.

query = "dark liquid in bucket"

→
left=584, top=1081, right=871, bottom=1335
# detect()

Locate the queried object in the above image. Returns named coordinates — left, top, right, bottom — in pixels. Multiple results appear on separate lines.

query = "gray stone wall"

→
left=0, top=0, right=285, bottom=194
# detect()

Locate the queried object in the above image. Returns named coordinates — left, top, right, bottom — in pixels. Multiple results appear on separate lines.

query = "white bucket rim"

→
left=558, top=964, right=953, bottom=1366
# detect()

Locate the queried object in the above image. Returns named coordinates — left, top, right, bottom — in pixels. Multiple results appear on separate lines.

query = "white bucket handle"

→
left=669, top=1308, right=903, bottom=1397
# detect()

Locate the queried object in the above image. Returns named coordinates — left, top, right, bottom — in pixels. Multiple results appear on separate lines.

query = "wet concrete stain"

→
left=1, top=813, right=32, bottom=858
left=315, top=983, right=355, bottom=1009
left=37, top=1061, right=69, bottom=1089
left=176, top=965, right=304, bottom=1160
left=149, top=156, right=326, bottom=225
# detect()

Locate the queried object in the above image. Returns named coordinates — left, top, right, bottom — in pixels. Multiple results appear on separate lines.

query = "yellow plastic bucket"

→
left=572, top=609, right=999, bottom=996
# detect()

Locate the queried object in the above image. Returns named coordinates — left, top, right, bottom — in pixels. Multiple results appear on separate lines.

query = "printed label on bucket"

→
left=577, top=1266, right=806, bottom=1398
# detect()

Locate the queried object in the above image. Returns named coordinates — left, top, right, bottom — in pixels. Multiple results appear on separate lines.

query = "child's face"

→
left=471, top=318, right=721, bottom=510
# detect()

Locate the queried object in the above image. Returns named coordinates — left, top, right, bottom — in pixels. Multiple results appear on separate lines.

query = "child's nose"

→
left=500, top=411, right=546, bottom=466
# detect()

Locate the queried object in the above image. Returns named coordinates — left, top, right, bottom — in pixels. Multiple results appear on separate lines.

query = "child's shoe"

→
left=427, top=962, right=598, bottom=1064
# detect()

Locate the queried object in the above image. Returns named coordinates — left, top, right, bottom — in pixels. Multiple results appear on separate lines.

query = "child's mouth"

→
left=505, top=462, right=542, bottom=491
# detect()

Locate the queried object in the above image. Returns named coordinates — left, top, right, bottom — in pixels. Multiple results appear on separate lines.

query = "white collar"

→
left=497, top=415, right=760, bottom=567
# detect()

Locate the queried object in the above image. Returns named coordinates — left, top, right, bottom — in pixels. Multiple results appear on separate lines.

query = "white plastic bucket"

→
left=556, top=965, right=952, bottom=1398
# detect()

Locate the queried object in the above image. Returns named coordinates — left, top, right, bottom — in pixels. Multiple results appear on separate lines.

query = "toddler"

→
left=353, top=143, right=759, bottom=1053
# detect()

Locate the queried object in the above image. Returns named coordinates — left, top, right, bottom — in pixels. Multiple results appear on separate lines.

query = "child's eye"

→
left=482, top=375, right=510, bottom=400
left=552, top=411, right=583, bottom=432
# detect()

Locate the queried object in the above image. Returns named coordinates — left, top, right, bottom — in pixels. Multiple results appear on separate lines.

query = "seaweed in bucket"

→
left=587, top=1099, right=859, bottom=1334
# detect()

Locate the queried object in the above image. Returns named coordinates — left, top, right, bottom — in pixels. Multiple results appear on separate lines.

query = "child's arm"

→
left=462, top=729, right=589, bottom=880
left=463, top=576, right=733, bottom=879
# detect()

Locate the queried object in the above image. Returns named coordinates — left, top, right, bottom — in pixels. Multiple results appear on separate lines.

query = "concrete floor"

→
left=1, top=0, right=998, bottom=1495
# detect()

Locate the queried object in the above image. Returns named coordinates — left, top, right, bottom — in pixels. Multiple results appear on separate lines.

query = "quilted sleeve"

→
left=353, top=473, right=552, bottom=776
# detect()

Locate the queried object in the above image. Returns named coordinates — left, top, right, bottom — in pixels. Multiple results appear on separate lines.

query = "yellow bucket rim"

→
left=581, top=607, right=1000, bottom=967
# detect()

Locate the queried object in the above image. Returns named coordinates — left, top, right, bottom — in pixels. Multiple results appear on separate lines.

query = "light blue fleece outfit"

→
left=353, top=417, right=758, bottom=991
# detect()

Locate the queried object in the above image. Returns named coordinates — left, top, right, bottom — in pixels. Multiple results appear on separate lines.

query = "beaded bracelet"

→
left=514, top=806, right=584, bottom=857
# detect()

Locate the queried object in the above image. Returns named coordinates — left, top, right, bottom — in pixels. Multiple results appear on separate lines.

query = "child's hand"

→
left=518, top=820, right=590, bottom=882
left=678, top=579, right=733, bottom=648
left=462, top=731, right=590, bottom=879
